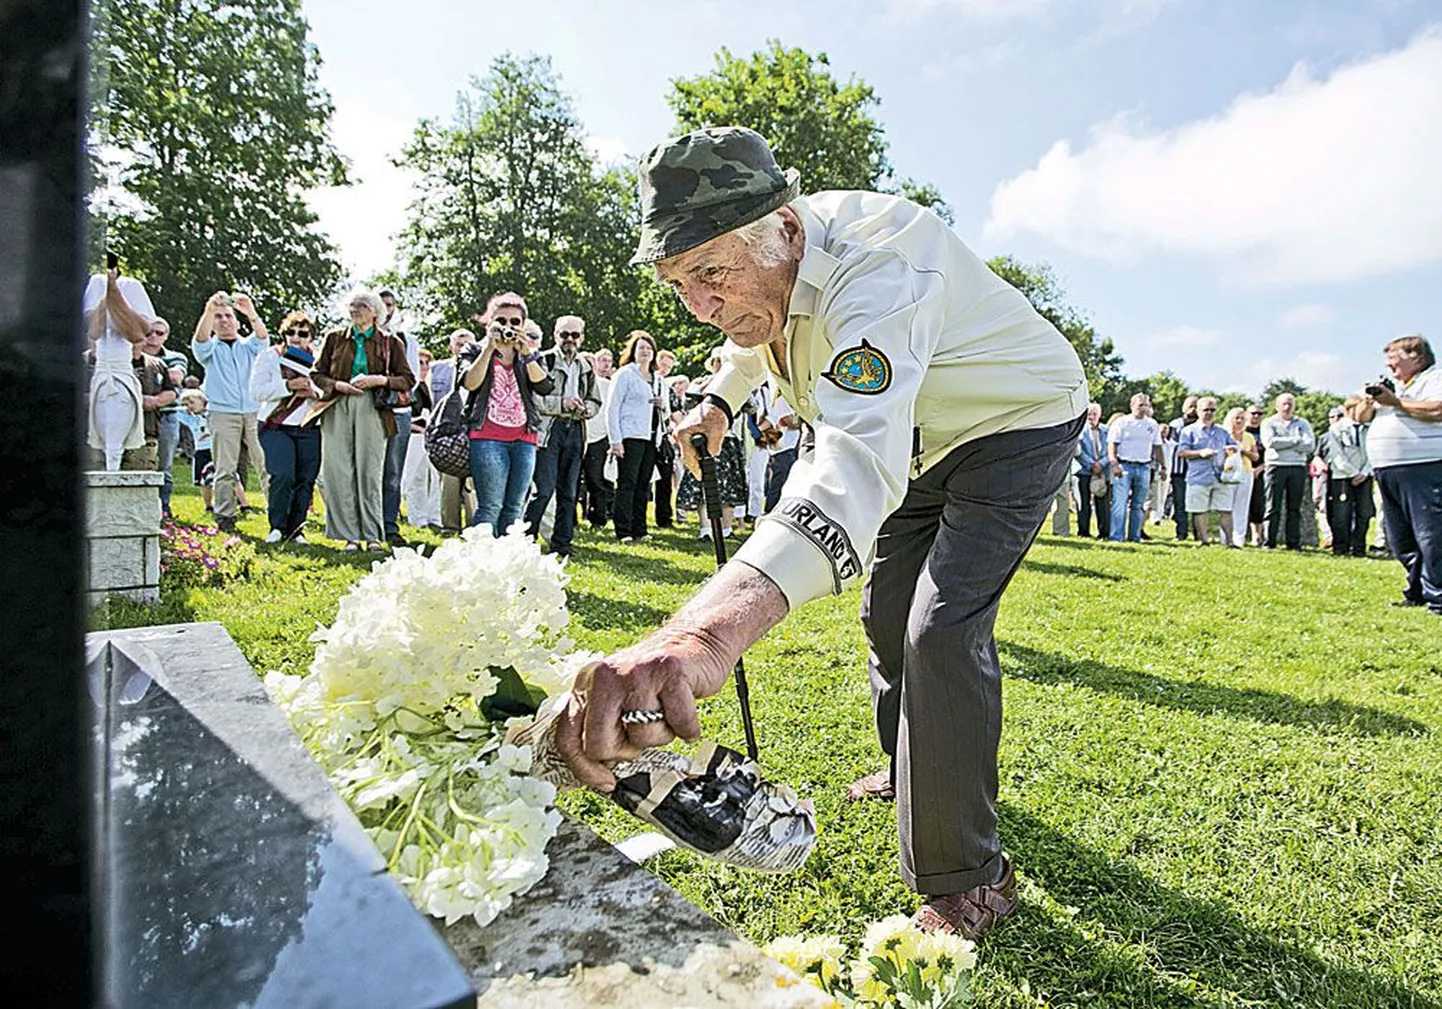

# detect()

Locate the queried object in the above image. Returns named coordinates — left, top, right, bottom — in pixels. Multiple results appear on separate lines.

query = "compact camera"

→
left=1364, top=376, right=1395, bottom=397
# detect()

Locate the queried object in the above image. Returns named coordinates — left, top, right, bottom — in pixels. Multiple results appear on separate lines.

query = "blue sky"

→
left=302, top=0, right=1442, bottom=396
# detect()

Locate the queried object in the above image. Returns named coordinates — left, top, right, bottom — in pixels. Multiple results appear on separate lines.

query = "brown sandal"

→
left=912, top=854, right=1018, bottom=940
left=845, top=768, right=895, bottom=803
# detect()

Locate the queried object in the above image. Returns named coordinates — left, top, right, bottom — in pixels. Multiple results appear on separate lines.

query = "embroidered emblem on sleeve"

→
left=769, top=497, right=862, bottom=593
left=823, top=339, right=892, bottom=394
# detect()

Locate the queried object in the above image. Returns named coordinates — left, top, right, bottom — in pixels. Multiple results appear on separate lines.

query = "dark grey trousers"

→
left=860, top=413, right=1084, bottom=895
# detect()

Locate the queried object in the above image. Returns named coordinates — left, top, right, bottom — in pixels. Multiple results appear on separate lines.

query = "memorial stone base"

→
left=87, top=623, right=825, bottom=1008
left=85, top=470, right=163, bottom=606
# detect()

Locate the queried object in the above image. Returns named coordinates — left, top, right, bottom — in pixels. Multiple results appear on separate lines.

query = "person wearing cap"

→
left=555, top=127, right=1088, bottom=939
left=249, top=311, right=324, bottom=543
left=141, top=317, right=189, bottom=517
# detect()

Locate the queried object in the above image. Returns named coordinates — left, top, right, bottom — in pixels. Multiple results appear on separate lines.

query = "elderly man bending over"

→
left=555, top=127, right=1087, bottom=939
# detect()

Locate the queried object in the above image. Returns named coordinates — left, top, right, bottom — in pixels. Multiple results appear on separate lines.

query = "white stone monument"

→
left=86, top=470, right=163, bottom=606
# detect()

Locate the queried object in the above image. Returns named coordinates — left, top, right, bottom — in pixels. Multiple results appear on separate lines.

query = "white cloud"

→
left=1280, top=304, right=1337, bottom=329
left=983, top=29, right=1442, bottom=286
left=305, top=104, right=417, bottom=283
left=919, top=40, right=1026, bottom=83
left=1235, top=351, right=1351, bottom=395
left=586, top=135, right=632, bottom=166
left=1178, top=349, right=1350, bottom=395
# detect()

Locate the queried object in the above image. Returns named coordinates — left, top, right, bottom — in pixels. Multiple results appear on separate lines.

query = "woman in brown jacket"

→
left=311, top=287, right=415, bottom=550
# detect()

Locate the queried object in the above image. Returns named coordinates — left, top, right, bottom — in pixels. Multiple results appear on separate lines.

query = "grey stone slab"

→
left=90, top=623, right=475, bottom=1009
left=86, top=473, right=162, bottom=538
left=90, top=585, right=160, bottom=607
left=143, top=534, right=160, bottom=585
left=87, top=470, right=166, bottom=488
left=90, top=535, right=152, bottom=591
left=446, top=818, right=827, bottom=1007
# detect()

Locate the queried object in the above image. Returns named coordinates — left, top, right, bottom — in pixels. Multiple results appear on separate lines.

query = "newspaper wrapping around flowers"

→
left=510, top=691, right=818, bottom=873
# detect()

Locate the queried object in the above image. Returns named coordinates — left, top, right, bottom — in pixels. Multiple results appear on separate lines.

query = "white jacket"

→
left=707, top=191, right=1088, bottom=608
left=605, top=364, right=663, bottom=446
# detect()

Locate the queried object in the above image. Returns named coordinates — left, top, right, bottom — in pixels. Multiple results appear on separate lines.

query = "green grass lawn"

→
left=97, top=478, right=1442, bottom=1008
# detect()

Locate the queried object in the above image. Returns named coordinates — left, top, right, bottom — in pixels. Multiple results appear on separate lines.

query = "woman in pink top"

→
left=459, top=293, right=553, bottom=536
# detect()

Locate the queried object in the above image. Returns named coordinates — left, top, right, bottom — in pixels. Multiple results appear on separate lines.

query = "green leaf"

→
left=480, top=664, right=545, bottom=721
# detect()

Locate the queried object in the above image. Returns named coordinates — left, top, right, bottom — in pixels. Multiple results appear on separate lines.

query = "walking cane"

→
left=689, top=432, right=760, bottom=761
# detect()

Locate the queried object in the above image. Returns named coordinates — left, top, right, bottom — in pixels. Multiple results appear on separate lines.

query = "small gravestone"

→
left=86, top=470, right=163, bottom=606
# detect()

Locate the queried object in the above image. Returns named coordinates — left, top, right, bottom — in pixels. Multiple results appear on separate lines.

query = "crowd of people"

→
left=85, top=272, right=803, bottom=556
left=83, top=262, right=1440, bottom=617
left=83, top=127, right=1441, bottom=954
left=1048, top=353, right=1441, bottom=596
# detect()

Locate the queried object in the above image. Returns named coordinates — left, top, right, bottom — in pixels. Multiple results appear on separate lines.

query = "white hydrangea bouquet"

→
left=765, top=915, right=977, bottom=1008
left=265, top=528, right=598, bottom=928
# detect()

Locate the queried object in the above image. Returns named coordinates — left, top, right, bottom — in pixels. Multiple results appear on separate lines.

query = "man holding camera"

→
left=1356, top=335, right=1442, bottom=614
left=191, top=292, right=269, bottom=533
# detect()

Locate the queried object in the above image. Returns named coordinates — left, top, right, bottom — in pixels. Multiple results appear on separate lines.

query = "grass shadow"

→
left=1021, top=560, right=1126, bottom=583
left=89, top=591, right=199, bottom=633
left=567, top=591, right=674, bottom=633
left=987, top=805, right=1440, bottom=1008
left=998, top=641, right=1428, bottom=737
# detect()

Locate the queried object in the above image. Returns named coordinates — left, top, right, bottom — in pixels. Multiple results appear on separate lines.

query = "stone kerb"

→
left=85, top=470, right=163, bottom=606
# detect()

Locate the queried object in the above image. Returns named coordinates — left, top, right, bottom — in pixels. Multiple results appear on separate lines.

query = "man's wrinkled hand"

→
left=553, top=630, right=734, bottom=792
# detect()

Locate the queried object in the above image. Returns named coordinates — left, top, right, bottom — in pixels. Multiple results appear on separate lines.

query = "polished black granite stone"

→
left=89, top=623, right=475, bottom=1009
left=0, top=0, right=89, bottom=999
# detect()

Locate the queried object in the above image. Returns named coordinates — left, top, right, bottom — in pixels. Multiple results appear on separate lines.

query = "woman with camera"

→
left=459, top=292, right=553, bottom=537
left=311, top=287, right=415, bottom=551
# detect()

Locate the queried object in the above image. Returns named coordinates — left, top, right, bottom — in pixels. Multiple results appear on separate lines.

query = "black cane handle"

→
left=690, top=433, right=725, bottom=524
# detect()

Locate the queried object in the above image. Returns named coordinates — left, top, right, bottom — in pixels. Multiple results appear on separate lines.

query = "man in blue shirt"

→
left=191, top=292, right=268, bottom=532
left=1176, top=397, right=1239, bottom=546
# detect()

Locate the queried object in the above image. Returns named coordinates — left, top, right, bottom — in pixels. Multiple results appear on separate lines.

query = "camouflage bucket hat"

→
left=631, top=126, right=800, bottom=266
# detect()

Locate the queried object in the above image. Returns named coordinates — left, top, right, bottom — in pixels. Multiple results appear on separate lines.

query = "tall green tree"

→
left=396, top=54, right=655, bottom=351
left=668, top=40, right=952, bottom=223
left=89, top=0, right=348, bottom=328
left=986, top=256, right=1126, bottom=404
